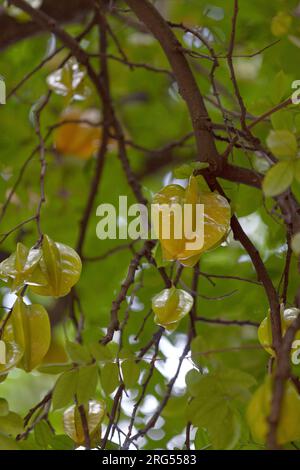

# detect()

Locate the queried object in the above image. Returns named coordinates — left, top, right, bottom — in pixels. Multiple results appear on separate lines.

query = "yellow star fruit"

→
left=247, top=377, right=300, bottom=445
left=54, top=108, right=102, bottom=160
left=63, top=400, right=106, bottom=446
left=258, top=307, right=300, bottom=357
left=30, top=235, right=82, bottom=298
left=0, top=340, right=23, bottom=377
left=4, top=297, right=51, bottom=372
left=0, top=242, right=43, bottom=292
left=152, top=286, right=194, bottom=330
left=152, top=176, right=231, bottom=267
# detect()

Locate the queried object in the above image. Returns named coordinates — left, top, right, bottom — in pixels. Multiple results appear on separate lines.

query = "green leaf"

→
left=121, top=359, right=140, bottom=389
left=218, top=368, right=257, bottom=393
left=100, top=362, right=119, bottom=395
left=194, top=427, right=210, bottom=450
left=161, top=395, right=187, bottom=418
left=185, top=369, right=256, bottom=401
left=18, top=435, right=43, bottom=450
left=0, top=412, right=23, bottom=436
left=270, top=71, right=289, bottom=103
left=271, top=110, right=294, bottom=131
left=190, top=335, right=211, bottom=369
left=185, top=369, right=204, bottom=396
left=186, top=368, right=256, bottom=436
left=0, top=399, right=9, bottom=417
left=233, top=184, right=263, bottom=217
left=0, top=432, right=21, bottom=450
left=52, top=369, right=79, bottom=410
left=262, top=161, right=294, bottom=197
left=187, top=394, right=242, bottom=449
left=77, top=364, right=99, bottom=405
left=37, top=364, right=72, bottom=375
left=294, top=159, right=300, bottom=183
left=66, top=341, right=92, bottom=365
left=294, top=113, right=300, bottom=132
left=213, top=408, right=242, bottom=450
left=49, top=434, right=75, bottom=450
left=291, top=232, right=300, bottom=256
left=89, top=342, right=112, bottom=362
left=266, top=130, right=297, bottom=160
left=187, top=395, right=225, bottom=434
left=34, top=421, right=53, bottom=448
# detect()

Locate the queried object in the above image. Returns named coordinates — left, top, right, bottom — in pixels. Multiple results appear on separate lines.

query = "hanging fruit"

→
left=30, top=235, right=82, bottom=298
left=152, top=286, right=193, bottom=330
left=152, top=176, right=231, bottom=267
left=0, top=340, right=23, bottom=377
left=0, top=340, right=5, bottom=365
left=54, top=108, right=102, bottom=160
left=258, top=306, right=300, bottom=356
left=247, top=377, right=300, bottom=445
left=63, top=400, right=106, bottom=446
left=4, top=297, right=51, bottom=372
left=0, top=242, right=43, bottom=292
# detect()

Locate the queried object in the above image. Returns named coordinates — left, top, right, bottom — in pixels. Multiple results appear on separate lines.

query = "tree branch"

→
left=124, top=0, right=221, bottom=170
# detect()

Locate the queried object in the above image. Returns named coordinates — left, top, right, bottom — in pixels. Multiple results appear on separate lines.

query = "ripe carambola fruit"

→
left=258, top=307, right=300, bottom=356
left=30, top=235, right=82, bottom=297
left=63, top=400, right=106, bottom=446
left=4, top=297, right=51, bottom=372
left=0, top=242, right=42, bottom=292
left=54, top=108, right=101, bottom=160
left=0, top=236, right=82, bottom=298
left=152, top=286, right=194, bottom=330
left=247, top=377, right=300, bottom=445
left=0, top=340, right=23, bottom=378
left=152, top=176, right=231, bottom=267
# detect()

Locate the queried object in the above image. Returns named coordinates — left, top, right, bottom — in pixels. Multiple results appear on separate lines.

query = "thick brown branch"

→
left=101, top=241, right=154, bottom=345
